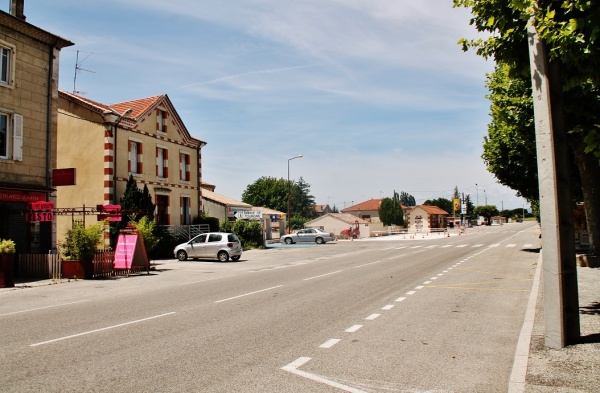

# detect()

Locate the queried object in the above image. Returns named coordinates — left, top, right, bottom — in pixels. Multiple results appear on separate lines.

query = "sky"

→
left=15, top=0, right=529, bottom=211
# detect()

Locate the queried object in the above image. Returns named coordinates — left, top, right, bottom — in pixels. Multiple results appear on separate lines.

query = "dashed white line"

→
left=473, top=244, right=484, bottom=248
left=346, top=325, right=363, bottom=333
left=431, top=277, right=439, bottom=280
left=30, top=312, right=176, bottom=347
left=215, top=285, right=283, bottom=303
left=441, top=245, right=452, bottom=248
left=382, top=305, right=394, bottom=310
left=320, top=339, right=341, bottom=348
left=456, top=245, right=468, bottom=248
left=0, top=300, right=90, bottom=318
left=523, top=243, right=533, bottom=249
left=423, top=281, right=432, bottom=285
left=406, top=290, right=417, bottom=295
left=303, top=270, right=343, bottom=281
left=506, top=244, right=517, bottom=248
left=366, top=313, right=381, bottom=320
left=415, top=286, right=424, bottom=290
left=395, top=296, right=407, bottom=302
left=489, top=244, right=500, bottom=248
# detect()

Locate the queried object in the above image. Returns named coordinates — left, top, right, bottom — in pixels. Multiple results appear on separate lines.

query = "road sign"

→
left=234, top=210, right=262, bottom=220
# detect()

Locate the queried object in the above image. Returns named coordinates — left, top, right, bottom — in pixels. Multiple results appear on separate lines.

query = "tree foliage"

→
left=378, top=192, right=404, bottom=226
left=242, top=176, right=316, bottom=221
left=399, top=191, right=416, bottom=207
left=474, top=205, right=500, bottom=224
left=423, top=198, right=453, bottom=215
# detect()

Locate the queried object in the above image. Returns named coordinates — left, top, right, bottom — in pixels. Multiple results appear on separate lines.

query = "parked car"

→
left=174, top=232, right=242, bottom=262
left=280, top=228, right=335, bottom=244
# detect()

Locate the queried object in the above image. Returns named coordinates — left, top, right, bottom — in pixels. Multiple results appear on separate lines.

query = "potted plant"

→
left=0, top=239, right=16, bottom=288
left=58, top=223, right=104, bottom=279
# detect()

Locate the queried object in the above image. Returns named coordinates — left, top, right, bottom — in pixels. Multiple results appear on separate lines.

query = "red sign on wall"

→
left=0, top=191, right=45, bottom=203
left=52, top=168, right=76, bottom=186
left=26, top=201, right=55, bottom=222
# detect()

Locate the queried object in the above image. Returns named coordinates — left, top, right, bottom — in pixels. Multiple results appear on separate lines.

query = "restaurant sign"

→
left=0, top=190, right=45, bottom=203
left=26, top=201, right=55, bottom=222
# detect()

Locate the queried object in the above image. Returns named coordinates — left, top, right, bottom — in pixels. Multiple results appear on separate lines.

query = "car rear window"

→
left=208, top=234, right=222, bottom=242
left=228, top=234, right=240, bottom=243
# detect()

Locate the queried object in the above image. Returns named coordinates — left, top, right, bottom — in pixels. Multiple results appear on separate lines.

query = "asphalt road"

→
left=0, top=222, right=541, bottom=392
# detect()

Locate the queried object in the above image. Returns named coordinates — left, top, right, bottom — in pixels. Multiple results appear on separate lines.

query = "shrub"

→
left=58, top=223, right=103, bottom=262
left=0, top=239, right=16, bottom=254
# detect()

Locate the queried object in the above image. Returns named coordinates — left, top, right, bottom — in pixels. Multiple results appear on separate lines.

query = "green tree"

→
left=423, top=198, right=453, bottom=215
left=241, top=176, right=316, bottom=220
left=378, top=193, right=404, bottom=226
left=474, top=205, right=500, bottom=225
left=399, top=191, right=416, bottom=207
left=455, top=0, right=600, bottom=253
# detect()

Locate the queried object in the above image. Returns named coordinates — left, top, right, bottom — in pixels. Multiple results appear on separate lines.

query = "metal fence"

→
left=163, top=224, right=210, bottom=241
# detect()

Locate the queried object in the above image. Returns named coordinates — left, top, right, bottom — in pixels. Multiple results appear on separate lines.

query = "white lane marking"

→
left=423, top=281, right=432, bottom=285
left=355, top=261, right=380, bottom=268
left=304, top=270, right=343, bottom=281
left=441, top=245, right=452, bottom=248
left=395, top=296, right=406, bottom=302
left=523, top=244, right=533, bottom=249
left=473, top=244, right=484, bottom=248
left=425, top=245, right=437, bottom=249
left=410, top=246, right=422, bottom=249
left=431, top=277, right=438, bottom=280
left=506, top=244, right=517, bottom=248
left=282, top=357, right=367, bottom=393
left=179, top=275, right=233, bottom=286
left=366, top=314, right=381, bottom=320
left=320, top=338, right=341, bottom=348
left=382, top=305, right=394, bottom=310
left=215, top=285, right=283, bottom=303
left=346, top=325, right=363, bottom=333
left=395, top=247, right=407, bottom=250
left=489, top=244, right=500, bottom=248
left=0, top=300, right=90, bottom=318
left=406, top=291, right=416, bottom=295
left=456, top=245, right=468, bottom=248
left=30, top=312, right=176, bottom=347
left=381, top=247, right=396, bottom=251
left=437, top=273, right=444, bottom=276
left=415, top=286, right=424, bottom=290
left=443, top=270, right=449, bottom=273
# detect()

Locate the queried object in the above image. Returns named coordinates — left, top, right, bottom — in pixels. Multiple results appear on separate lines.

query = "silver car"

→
left=174, top=232, right=242, bottom=262
left=280, top=228, right=336, bottom=244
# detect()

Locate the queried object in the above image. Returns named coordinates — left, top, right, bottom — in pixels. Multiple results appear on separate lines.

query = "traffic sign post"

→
left=233, top=210, right=262, bottom=220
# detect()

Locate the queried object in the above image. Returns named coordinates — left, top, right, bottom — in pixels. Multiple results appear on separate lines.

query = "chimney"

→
left=10, top=0, right=26, bottom=21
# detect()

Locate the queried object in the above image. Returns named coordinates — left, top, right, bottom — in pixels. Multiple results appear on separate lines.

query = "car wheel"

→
left=217, top=251, right=229, bottom=262
left=284, top=238, right=293, bottom=244
left=315, top=237, right=324, bottom=244
left=231, top=255, right=241, bottom=262
left=176, top=250, right=188, bottom=261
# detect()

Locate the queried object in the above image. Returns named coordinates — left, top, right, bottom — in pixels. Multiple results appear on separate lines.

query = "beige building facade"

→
left=0, top=2, right=73, bottom=253
left=56, top=91, right=206, bottom=241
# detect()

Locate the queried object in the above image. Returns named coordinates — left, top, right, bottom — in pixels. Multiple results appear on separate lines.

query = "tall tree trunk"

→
left=571, top=137, right=600, bottom=255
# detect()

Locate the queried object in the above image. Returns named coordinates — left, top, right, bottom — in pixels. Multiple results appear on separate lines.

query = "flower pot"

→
left=0, top=254, right=15, bottom=288
left=61, top=259, right=85, bottom=279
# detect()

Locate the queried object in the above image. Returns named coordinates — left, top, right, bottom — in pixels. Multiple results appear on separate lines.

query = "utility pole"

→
left=527, top=14, right=579, bottom=348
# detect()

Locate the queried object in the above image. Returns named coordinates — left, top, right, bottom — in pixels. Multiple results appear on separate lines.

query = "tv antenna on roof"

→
left=73, top=50, right=96, bottom=95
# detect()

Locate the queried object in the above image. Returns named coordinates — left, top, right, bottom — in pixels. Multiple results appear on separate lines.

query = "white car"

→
left=280, top=228, right=336, bottom=244
left=174, top=232, right=242, bottom=262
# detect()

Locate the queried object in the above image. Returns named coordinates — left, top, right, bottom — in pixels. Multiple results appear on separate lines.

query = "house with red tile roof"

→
left=305, top=213, right=370, bottom=238
left=406, top=205, right=449, bottom=232
left=56, top=90, right=206, bottom=241
left=341, top=199, right=383, bottom=223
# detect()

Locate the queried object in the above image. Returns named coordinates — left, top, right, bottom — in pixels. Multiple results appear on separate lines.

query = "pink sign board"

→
left=114, top=234, right=138, bottom=269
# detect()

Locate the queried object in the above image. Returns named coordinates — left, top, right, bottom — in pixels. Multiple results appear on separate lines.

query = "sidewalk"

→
left=523, top=264, right=600, bottom=392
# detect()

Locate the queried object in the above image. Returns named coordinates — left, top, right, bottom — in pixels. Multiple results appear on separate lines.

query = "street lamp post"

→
left=287, top=154, right=303, bottom=233
left=475, top=183, right=479, bottom=206
left=484, top=190, right=487, bottom=205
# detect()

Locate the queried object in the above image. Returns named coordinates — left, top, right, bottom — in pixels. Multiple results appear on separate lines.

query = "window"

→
left=208, top=234, right=222, bottom=242
left=129, top=140, right=143, bottom=174
left=179, top=153, right=190, bottom=182
left=181, top=196, right=190, bottom=225
left=1, top=46, right=12, bottom=85
left=157, top=110, right=167, bottom=133
left=156, top=147, right=168, bottom=178
left=0, top=112, right=22, bottom=160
